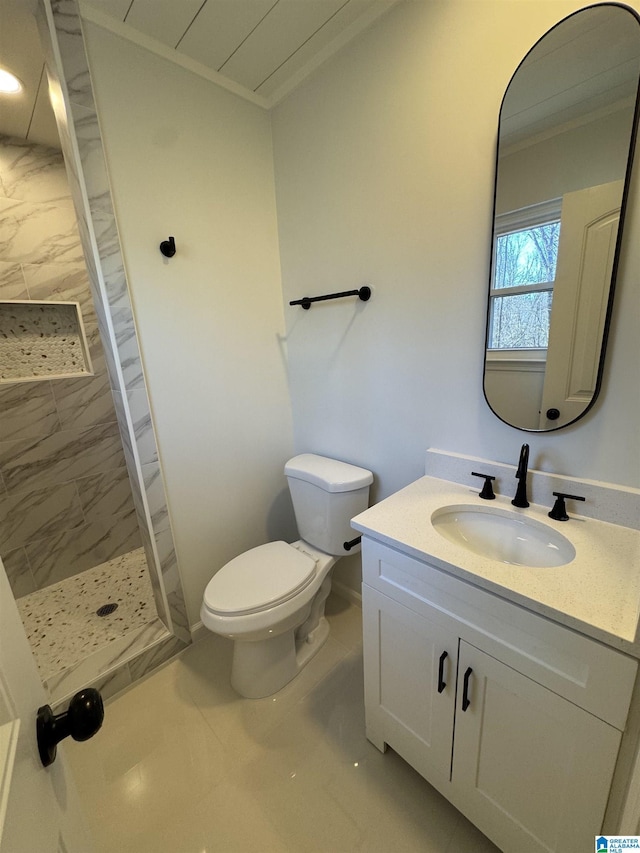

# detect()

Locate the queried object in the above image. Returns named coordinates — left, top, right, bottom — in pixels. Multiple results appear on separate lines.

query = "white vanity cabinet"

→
left=361, top=538, right=638, bottom=853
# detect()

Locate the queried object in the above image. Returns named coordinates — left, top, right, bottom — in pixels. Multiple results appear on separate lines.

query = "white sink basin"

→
left=431, top=504, right=575, bottom=567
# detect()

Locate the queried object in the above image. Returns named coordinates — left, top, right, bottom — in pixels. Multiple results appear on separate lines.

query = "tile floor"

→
left=66, top=595, right=500, bottom=853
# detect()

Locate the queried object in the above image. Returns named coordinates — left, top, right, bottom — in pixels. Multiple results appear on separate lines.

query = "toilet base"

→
left=230, top=616, right=330, bottom=699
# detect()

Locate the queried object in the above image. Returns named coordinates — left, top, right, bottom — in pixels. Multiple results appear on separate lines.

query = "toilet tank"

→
left=284, top=454, right=373, bottom=556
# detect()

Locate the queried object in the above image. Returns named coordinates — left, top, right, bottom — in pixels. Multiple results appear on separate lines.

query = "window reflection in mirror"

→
left=489, top=209, right=560, bottom=349
left=484, top=3, right=640, bottom=432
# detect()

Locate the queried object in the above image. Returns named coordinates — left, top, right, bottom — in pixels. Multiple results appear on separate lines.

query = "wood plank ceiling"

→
left=0, top=0, right=398, bottom=147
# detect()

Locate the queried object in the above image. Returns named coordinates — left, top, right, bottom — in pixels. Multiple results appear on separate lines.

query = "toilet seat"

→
left=203, top=541, right=317, bottom=617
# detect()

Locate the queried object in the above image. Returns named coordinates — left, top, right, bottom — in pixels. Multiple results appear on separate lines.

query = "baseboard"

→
left=331, top=579, right=362, bottom=608
left=189, top=621, right=209, bottom=643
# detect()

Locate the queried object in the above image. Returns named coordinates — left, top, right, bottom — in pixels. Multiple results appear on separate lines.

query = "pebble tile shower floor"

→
left=17, top=547, right=155, bottom=681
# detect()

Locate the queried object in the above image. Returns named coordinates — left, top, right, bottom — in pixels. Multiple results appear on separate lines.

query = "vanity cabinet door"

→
left=451, top=641, right=622, bottom=853
left=362, top=586, right=457, bottom=790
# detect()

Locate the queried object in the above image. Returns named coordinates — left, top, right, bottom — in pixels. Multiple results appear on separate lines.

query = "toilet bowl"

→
left=200, top=454, right=373, bottom=698
left=201, top=540, right=336, bottom=697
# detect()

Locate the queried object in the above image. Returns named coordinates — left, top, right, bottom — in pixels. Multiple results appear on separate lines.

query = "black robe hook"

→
left=160, top=236, right=176, bottom=258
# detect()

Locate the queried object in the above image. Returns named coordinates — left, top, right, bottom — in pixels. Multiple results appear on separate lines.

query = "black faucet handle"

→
left=471, top=472, right=496, bottom=500
left=548, top=491, right=585, bottom=521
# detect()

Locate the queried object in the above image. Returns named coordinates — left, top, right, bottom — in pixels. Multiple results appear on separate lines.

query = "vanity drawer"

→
left=362, top=538, right=637, bottom=730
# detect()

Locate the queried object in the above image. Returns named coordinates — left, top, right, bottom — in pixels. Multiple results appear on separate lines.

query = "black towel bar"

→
left=343, top=536, right=362, bottom=551
left=290, top=286, right=371, bottom=310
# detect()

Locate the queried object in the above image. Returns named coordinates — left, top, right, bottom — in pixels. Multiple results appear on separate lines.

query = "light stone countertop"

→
left=351, top=475, right=640, bottom=656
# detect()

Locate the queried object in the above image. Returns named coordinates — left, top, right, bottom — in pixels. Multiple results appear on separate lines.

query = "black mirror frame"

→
left=483, top=2, right=640, bottom=433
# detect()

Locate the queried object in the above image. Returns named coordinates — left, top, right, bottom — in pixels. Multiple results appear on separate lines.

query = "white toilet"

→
left=200, top=454, right=373, bottom=698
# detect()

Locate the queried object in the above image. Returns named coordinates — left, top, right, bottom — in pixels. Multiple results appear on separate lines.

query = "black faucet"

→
left=511, top=443, right=530, bottom=508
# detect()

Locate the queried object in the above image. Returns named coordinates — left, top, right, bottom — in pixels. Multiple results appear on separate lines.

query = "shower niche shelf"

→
left=0, top=300, right=93, bottom=384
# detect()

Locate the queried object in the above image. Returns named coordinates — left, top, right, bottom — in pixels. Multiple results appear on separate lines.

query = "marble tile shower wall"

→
left=0, top=135, right=141, bottom=599
left=36, top=0, right=191, bottom=649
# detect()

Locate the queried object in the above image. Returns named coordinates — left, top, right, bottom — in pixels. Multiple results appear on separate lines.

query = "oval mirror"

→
left=483, top=3, right=640, bottom=432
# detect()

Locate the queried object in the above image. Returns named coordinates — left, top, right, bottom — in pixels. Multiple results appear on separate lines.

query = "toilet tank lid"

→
left=285, top=454, right=373, bottom=493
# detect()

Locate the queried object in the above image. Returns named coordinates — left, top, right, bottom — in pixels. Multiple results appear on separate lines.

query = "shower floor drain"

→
left=96, top=603, right=118, bottom=617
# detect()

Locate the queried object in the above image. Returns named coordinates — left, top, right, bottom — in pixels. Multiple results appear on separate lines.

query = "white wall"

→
left=497, top=108, right=632, bottom=213
left=272, top=0, right=640, bottom=521
left=484, top=363, right=545, bottom=431
left=82, top=1, right=640, bottom=612
left=83, top=24, right=296, bottom=625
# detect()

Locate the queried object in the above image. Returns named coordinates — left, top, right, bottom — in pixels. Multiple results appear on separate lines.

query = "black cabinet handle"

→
left=437, top=651, right=448, bottom=693
left=37, top=688, right=104, bottom=767
left=462, top=666, right=473, bottom=711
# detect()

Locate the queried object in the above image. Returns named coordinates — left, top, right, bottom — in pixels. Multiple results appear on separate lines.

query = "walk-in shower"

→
left=0, top=133, right=173, bottom=705
left=0, top=0, right=191, bottom=708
